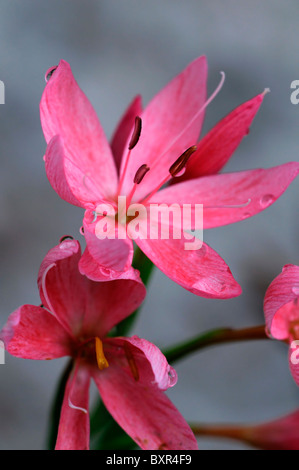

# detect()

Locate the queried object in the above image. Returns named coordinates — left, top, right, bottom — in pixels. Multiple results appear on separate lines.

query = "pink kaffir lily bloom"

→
left=264, top=264, right=299, bottom=386
left=0, top=238, right=198, bottom=450
left=40, top=58, right=299, bottom=299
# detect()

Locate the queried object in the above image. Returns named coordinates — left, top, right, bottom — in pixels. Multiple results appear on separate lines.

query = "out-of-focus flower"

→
left=264, top=264, right=299, bottom=385
left=0, top=238, right=197, bottom=450
left=192, top=408, right=299, bottom=449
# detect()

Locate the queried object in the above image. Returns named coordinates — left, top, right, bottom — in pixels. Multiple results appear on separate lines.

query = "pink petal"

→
left=120, top=56, right=208, bottom=201
left=264, top=264, right=299, bottom=339
left=44, top=135, right=103, bottom=206
left=153, top=162, right=299, bottom=229
left=79, top=245, right=141, bottom=283
left=37, top=238, right=87, bottom=337
left=179, top=92, right=266, bottom=180
left=245, top=408, right=299, bottom=450
left=111, top=95, right=143, bottom=172
left=0, top=305, right=73, bottom=359
left=37, top=237, right=145, bottom=340
left=55, top=363, right=90, bottom=450
left=40, top=60, right=118, bottom=200
left=132, top=221, right=241, bottom=298
left=105, top=336, right=178, bottom=390
left=92, top=336, right=198, bottom=450
left=79, top=277, right=146, bottom=339
left=81, top=211, right=134, bottom=277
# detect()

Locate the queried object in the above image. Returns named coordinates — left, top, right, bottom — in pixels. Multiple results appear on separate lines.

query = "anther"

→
left=133, top=164, right=150, bottom=184
left=128, top=116, right=142, bottom=150
left=169, top=145, right=197, bottom=177
left=124, top=342, right=139, bottom=381
left=95, top=337, right=109, bottom=370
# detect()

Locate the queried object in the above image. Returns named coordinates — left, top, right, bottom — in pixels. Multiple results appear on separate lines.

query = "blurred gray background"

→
left=0, top=0, right=298, bottom=450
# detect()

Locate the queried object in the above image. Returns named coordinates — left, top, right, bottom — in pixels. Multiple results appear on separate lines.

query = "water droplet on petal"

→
left=45, top=66, right=58, bottom=82
left=245, top=127, right=250, bottom=135
left=79, top=226, right=85, bottom=235
left=241, top=212, right=251, bottom=220
left=260, top=194, right=275, bottom=208
left=167, top=367, right=177, bottom=387
left=292, top=287, right=299, bottom=296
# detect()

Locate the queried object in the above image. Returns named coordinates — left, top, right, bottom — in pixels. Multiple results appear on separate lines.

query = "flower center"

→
left=77, top=336, right=109, bottom=371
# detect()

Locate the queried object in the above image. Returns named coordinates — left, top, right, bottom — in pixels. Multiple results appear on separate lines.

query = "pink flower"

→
left=0, top=238, right=197, bottom=450
left=264, top=264, right=299, bottom=386
left=243, top=409, right=299, bottom=450
left=40, top=58, right=299, bottom=299
left=193, top=408, right=299, bottom=449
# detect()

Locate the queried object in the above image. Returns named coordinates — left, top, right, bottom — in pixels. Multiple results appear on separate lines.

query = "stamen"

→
left=124, top=342, right=139, bottom=381
left=117, top=116, right=143, bottom=196
left=134, top=164, right=150, bottom=184
left=147, top=71, right=226, bottom=174
left=141, top=174, right=171, bottom=206
left=126, top=164, right=150, bottom=208
left=169, top=145, right=197, bottom=177
left=128, top=116, right=142, bottom=150
left=95, top=337, right=109, bottom=370
left=140, top=146, right=197, bottom=205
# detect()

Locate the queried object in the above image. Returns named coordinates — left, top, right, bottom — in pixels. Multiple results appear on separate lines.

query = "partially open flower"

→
left=264, top=264, right=299, bottom=386
left=192, top=408, right=299, bottom=450
left=0, top=238, right=197, bottom=450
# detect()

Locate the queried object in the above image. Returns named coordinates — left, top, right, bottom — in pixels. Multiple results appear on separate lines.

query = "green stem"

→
left=164, top=325, right=269, bottom=364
